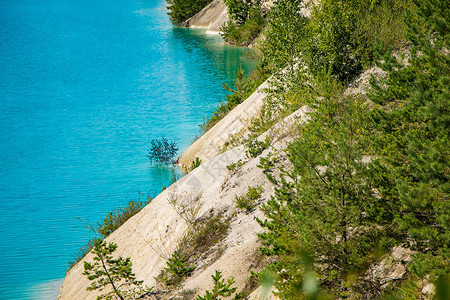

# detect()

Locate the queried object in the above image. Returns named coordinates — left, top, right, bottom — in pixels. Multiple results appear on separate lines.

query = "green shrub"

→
left=257, top=151, right=279, bottom=172
left=304, top=0, right=362, bottom=82
left=158, top=215, right=230, bottom=288
left=353, top=0, right=413, bottom=68
left=179, top=215, right=230, bottom=262
left=98, top=197, right=152, bottom=238
left=227, top=159, right=246, bottom=173
left=262, top=0, right=414, bottom=82
left=221, top=7, right=266, bottom=46
left=197, top=270, right=237, bottom=300
left=245, top=136, right=270, bottom=158
left=185, top=216, right=230, bottom=255
left=190, top=157, right=202, bottom=171
left=221, top=0, right=266, bottom=46
left=224, top=0, right=250, bottom=24
left=235, top=186, right=263, bottom=212
left=147, top=137, right=179, bottom=164
left=183, top=157, right=202, bottom=174
left=68, top=195, right=151, bottom=271
left=256, top=0, right=448, bottom=296
left=262, top=0, right=307, bottom=74
left=159, top=251, right=195, bottom=286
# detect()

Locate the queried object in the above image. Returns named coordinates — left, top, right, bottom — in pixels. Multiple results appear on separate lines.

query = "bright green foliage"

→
left=186, top=216, right=230, bottom=254
left=158, top=216, right=230, bottom=287
left=197, top=270, right=237, bottom=300
left=221, top=6, right=266, bottom=46
left=257, top=0, right=448, bottom=297
left=83, top=240, right=150, bottom=300
left=160, top=251, right=195, bottom=286
left=262, top=0, right=413, bottom=82
left=166, top=0, right=212, bottom=24
left=98, top=197, right=151, bottom=238
left=221, top=0, right=266, bottom=46
left=235, top=185, right=263, bottom=212
left=368, top=0, right=449, bottom=281
left=202, top=64, right=269, bottom=131
left=262, top=0, right=307, bottom=74
left=353, top=0, right=413, bottom=68
left=304, top=0, right=361, bottom=82
left=258, top=93, right=394, bottom=297
left=224, top=0, right=253, bottom=24
left=245, top=136, right=270, bottom=158
left=257, top=151, right=279, bottom=172
left=227, top=159, right=246, bottom=173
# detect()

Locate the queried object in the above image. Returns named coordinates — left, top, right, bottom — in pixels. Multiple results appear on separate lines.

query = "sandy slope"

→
left=59, top=57, right=387, bottom=298
left=59, top=88, right=310, bottom=299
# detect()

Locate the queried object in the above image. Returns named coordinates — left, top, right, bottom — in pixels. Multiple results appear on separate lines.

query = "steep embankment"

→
left=60, top=60, right=398, bottom=299
left=182, top=0, right=229, bottom=33
left=59, top=75, right=311, bottom=299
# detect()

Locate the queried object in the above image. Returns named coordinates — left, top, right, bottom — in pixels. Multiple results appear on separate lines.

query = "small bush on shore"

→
left=98, top=196, right=152, bottom=238
left=68, top=194, right=151, bottom=271
left=201, top=64, right=270, bottom=132
left=197, top=270, right=237, bottom=300
left=159, top=251, right=195, bottom=286
left=158, top=214, right=230, bottom=288
left=147, top=138, right=179, bottom=164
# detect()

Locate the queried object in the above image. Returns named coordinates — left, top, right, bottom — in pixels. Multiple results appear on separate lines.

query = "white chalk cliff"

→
left=182, top=0, right=229, bottom=33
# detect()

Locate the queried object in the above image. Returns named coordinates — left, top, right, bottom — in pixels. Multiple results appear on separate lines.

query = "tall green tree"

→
left=262, top=0, right=307, bottom=75
left=368, top=0, right=449, bottom=281
left=258, top=77, right=396, bottom=297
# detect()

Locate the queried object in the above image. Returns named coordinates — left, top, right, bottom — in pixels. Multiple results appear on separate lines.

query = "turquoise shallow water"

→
left=0, top=0, right=257, bottom=298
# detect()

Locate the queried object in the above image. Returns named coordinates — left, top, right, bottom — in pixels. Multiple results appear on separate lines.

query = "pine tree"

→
left=83, top=240, right=151, bottom=300
left=258, top=78, right=395, bottom=297
left=368, top=0, right=449, bottom=281
left=197, top=271, right=237, bottom=300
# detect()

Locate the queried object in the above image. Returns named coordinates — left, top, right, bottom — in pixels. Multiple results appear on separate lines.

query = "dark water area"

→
left=0, top=0, right=257, bottom=298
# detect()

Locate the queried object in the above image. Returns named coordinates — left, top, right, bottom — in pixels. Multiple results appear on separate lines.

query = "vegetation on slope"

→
left=75, top=0, right=448, bottom=298
left=201, top=64, right=270, bottom=132
left=251, top=0, right=449, bottom=298
left=221, top=0, right=267, bottom=46
left=69, top=195, right=151, bottom=271
left=166, top=0, right=213, bottom=24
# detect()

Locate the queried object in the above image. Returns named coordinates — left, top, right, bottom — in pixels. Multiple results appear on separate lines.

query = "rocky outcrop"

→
left=182, top=0, right=229, bottom=33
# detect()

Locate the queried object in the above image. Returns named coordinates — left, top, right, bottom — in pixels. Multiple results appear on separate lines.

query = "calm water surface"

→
left=0, top=0, right=257, bottom=298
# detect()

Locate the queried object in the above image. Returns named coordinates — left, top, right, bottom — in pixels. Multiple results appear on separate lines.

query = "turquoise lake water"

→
left=0, top=0, right=257, bottom=298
